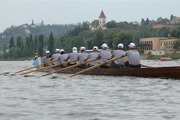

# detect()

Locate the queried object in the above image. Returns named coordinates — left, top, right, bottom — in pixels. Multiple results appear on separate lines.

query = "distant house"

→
left=140, top=37, right=179, bottom=54
left=90, top=10, right=107, bottom=30
left=171, top=17, right=180, bottom=24
left=152, top=24, right=175, bottom=30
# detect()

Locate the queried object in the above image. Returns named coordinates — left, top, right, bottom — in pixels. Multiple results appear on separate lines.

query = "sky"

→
left=0, top=0, right=180, bottom=32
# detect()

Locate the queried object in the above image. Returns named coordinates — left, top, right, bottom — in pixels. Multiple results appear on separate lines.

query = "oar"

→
left=141, top=64, right=153, bottom=68
left=42, top=59, right=97, bottom=77
left=19, top=60, right=77, bottom=75
left=68, top=56, right=124, bottom=78
left=15, top=59, right=58, bottom=74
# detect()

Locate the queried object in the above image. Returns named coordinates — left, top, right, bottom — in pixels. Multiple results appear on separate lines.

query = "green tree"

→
left=38, top=34, right=44, bottom=57
left=72, top=36, right=85, bottom=49
left=33, top=35, right=39, bottom=53
left=92, top=30, right=104, bottom=48
left=170, top=14, right=175, bottom=21
left=141, top=18, right=145, bottom=25
left=106, top=20, right=117, bottom=28
left=9, top=37, right=15, bottom=48
left=173, top=39, right=180, bottom=53
left=23, top=37, right=29, bottom=57
left=48, top=32, right=54, bottom=53
left=112, top=32, right=133, bottom=50
left=29, top=35, right=34, bottom=56
left=4, top=44, right=6, bottom=52
left=145, top=18, right=150, bottom=25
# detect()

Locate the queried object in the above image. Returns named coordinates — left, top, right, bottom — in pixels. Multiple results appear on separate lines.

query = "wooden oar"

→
left=42, top=59, right=97, bottom=77
left=141, top=64, right=153, bottom=68
left=15, top=59, right=58, bottom=74
left=19, top=60, right=77, bottom=75
left=68, top=56, right=124, bottom=78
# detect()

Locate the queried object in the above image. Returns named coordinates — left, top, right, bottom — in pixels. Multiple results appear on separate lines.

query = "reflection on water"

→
left=0, top=61, right=180, bottom=120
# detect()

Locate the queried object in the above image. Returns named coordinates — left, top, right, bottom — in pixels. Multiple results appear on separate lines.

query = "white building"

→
left=90, top=10, right=107, bottom=30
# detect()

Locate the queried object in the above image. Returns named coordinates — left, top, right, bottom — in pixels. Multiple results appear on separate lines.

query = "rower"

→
left=41, top=50, right=51, bottom=67
left=111, top=43, right=126, bottom=68
left=59, top=49, right=68, bottom=67
left=65, top=47, right=79, bottom=66
left=97, top=43, right=111, bottom=68
left=33, top=51, right=39, bottom=66
left=50, top=49, right=61, bottom=65
left=77, top=46, right=89, bottom=68
left=124, top=43, right=141, bottom=68
left=85, top=46, right=100, bottom=67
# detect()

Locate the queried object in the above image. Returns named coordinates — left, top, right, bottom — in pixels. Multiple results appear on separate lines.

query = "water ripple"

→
left=0, top=61, right=180, bottom=120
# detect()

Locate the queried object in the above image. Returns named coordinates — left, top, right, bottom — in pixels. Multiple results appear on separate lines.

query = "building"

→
left=90, top=10, right=107, bottom=30
left=140, top=37, right=178, bottom=55
left=171, top=17, right=180, bottom=24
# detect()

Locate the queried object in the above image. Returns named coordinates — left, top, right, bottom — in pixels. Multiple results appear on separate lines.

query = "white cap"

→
left=46, top=50, right=50, bottom=54
left=118, top=43, right=124, bottom=48
left=101, top=43, right=108, bottom=48
left=128, top=43, right=136, bottom=48
left=55, top=49, right=60, bottom=52
left=72, top=47, right=77, bottom=53
left=60, top=49, right=65, bottom=52
left=80, top=46, right=86, bottom=50
left=93, top=46, right=98, bottom=50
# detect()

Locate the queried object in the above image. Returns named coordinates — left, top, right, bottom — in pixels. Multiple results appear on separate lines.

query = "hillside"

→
left=0, top=23, right=76, bottom=49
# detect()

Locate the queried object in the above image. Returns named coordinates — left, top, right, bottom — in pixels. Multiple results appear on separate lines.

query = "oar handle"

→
left=42, top=59, right=97, bottom=77
left=15, top=59, right=58, bottom=73
left=20, top=60, right=78, bottom=75
left=68, top=56, right=124, bottom=78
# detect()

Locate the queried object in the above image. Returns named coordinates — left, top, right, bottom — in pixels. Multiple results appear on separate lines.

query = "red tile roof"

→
left=99, top=10, right=106, bottom=18
left=152, top=24, right=165, bottom=29
left=91, top=20, right=99, bottom=27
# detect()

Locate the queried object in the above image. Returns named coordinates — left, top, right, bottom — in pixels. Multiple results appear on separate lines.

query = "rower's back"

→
left=87, top=46, right=100, bottom=66
left=98, top=43, right=111, bottom=63
left=66, top=47, right=78, bottom=65
left=125, top=43, right=141, bottom=68
left=78, top=47, right=89, bottom=64
left=126, top=50, right=140, bottom=65
left=112, top=43, right=126, bottom=65
left=50, top=49, right=61, bottom=65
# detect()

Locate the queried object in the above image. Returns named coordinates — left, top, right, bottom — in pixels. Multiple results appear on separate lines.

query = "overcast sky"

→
left=0, top=0, right=180, bottom=32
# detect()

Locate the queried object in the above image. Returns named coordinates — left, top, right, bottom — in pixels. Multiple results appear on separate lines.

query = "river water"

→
left=0, top=60, right=180, bottom=120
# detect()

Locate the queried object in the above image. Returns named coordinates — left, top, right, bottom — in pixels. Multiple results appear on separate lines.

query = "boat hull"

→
left=59, top=66, right=180, bottom=79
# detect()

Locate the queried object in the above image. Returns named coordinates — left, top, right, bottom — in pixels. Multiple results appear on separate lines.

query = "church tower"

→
left=98, top=10, right=107, bottom=30
left=90, top=10, right=107, bottom=30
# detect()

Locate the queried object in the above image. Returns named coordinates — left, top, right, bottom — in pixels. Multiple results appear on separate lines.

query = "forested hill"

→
left=2, top=23, right=76, bottom=37
left=0, top=23, right=76, bottom=50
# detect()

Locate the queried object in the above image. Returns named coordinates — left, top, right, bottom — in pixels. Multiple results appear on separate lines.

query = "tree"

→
left=33, top=35, right=39, bottom=53
left=106, top=20, right=117, bottom=28
left=4, top=44, right=6, bottom=52
left=28, top=35, right=34, bottom=56
left=170, top=14, right=175, bottom=21
left=38, top=34, right=44, bottom=57
left=47, top=32, right=54, bottom=53
left=9, top=37, right=15, bottom=48
left=16, top=36, right=23, bottom=48
left=32, top=20, right=34, bottom=25
left=23, top=37, right=29, bottom=57
left=173, top=39, right=180, bottom=53
left=112, top=32, right=132, bottom=50
left=92, top=30, right=104, bottom=48
left=141, top=18, right=145, bottom=25
left=145, top=18, right=150, bottom=25
left=72, top=36, right=85, bottom=49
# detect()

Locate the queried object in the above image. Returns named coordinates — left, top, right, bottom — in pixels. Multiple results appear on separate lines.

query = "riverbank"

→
left=141, top=53, right=180, bottom=60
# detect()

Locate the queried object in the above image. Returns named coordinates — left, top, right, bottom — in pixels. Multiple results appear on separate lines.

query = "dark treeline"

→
left=1, top=32, right=55, bottom=60
left=1, top=21, right=180, bottom=60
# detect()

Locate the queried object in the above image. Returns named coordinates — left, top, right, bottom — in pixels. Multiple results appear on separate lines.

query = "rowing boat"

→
left=57, top=66, right=180, bottom=79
